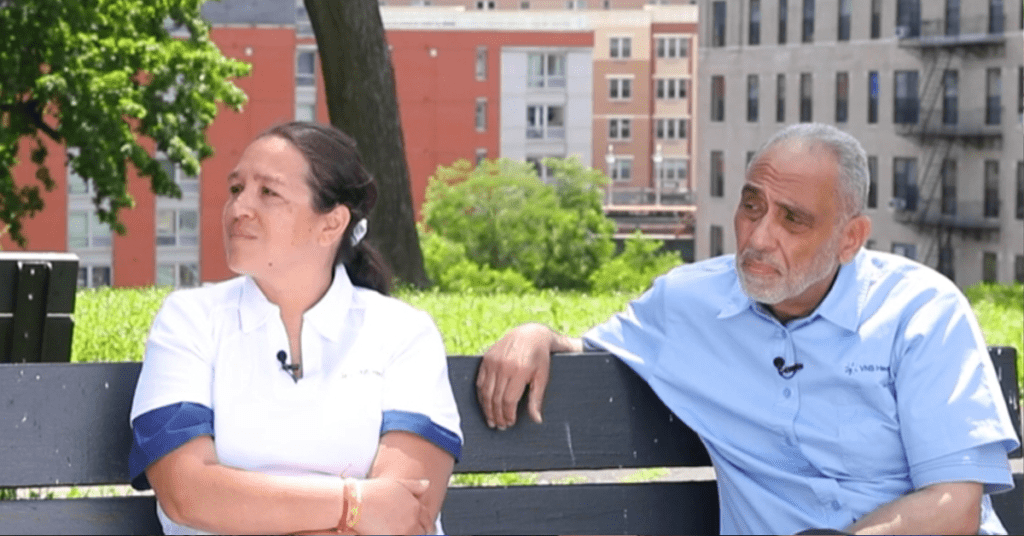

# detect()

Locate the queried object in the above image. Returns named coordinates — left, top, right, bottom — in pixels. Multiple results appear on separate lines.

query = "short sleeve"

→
left=893, top=285, right=1020, bottom=486
left=583, top=272, right=670, bottom=381
left=380, top=311, right=463, bottom=460
left=128, top=291, right=217, bottom=489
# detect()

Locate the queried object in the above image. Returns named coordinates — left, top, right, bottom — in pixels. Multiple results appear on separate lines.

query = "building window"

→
left=1016, top=255, right=1024, bottom=283
left=1016, top=161, right=1023, bottom=219
left=296, top=50, right=316, bottom=87
left=710, top=150, right=724, bottom=198
left=943, top=70, right=958, bottom=125
left=749, top=0, right=761, bottom=45
left=68, top=210, right=112, bottom=249
left=565, top=0, right=587, bottom=9
left=608, top=118, right=631, bottom=140
left=867, top=155, right=878, bottom=209
left=296, top=1, right=313, bottom=36
left=156, top=209, right=199, bottom=247
left=892, top=242, right=917, bottom=261
left=938, top=245, right=955, bottom=282
left=656, top=78, right=688, bottom=100
left=1017, top=66, right=1023, bottom=122
left=894, top=70, right=919, bottom=124
left=527, top=53, right=566, bottom=88
left=475, top=99, right=487, bottom=131
left=610, top=157, right=633, bottom=182
left=526, top=105, right=565, bottom=139
left=868, top=71, right=879, bottom=124
left=892, top=157, right=918, bottom=211
left=77, top=265, right=112, bottom=288
left=655, top=118, right=688, bottom=140
left=476, top=0, right=495, bottom=9
left=940, top=159, right=957, bottom=216
left=610, top=37, right=632, bottom=59
left=155, top=155, right=199, bottom=195
left=655, top=37, right=689, bottom=59
left=658, top=158, right=689, bottom=187
left=711, top=1, right=727, bottom=47
left=871, top=0, right=881, bottom=38
left=521, top=1, right=531, bottom=8
left=157, top=263, right=199, bottom=288
left=896, top=0, right=921, bottom=38
left=946, top=0, right=960, bottom=35
left=989, top=0, right=1004, bottom=34
left=983, top=252, right=998, bottom=283
left=801, top=0, right=814, bottom=43
left=837, top=0, right=851, bottom=41
left=835, top=71, right=848, bottom=123
left=710, top=225, right=724, bottom=257
left=609, top=77, right=632, bottom=100
left=475, top=148, right=488, bottom=165
left=799, top=72, right=812, bottom=122
left=476, top=47, right=487, bottom=80
left=776, top=74, right=785, bottom=122
left=986, top=68, right=1001, bottom=125
left=778, top=0, right=788, bottom=44
left=747, top=75, right=759, bottom=122
left=66, top=151, right=91, bottom=195
left=711, top=75, right=725, bottom=122
left=984, top=160, right=1000, bottom=218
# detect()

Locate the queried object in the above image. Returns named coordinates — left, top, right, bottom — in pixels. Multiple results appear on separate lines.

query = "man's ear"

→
left=320, top=204, right=352, bottom=248
left=839, top=214, right=872, bottom=264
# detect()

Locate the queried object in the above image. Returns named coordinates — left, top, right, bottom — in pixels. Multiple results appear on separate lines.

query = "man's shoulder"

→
left=856, top=250, right=960, bottom=294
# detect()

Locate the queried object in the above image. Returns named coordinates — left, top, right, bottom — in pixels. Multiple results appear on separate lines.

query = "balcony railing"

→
left=526, top=126, right=565, bottom=140
left=894, top=108, right=1004, bottom=138
left=893, top=200, right=1002, bottom=231
left=898, top=15, right=1006, bottom=47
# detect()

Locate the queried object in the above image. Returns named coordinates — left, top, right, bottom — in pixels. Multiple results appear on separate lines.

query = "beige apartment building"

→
left=696, top=0, right=1024, bottom=287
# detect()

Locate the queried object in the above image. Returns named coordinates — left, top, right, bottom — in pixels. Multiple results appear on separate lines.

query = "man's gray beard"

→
left=736, top=234, right=841, bottom=305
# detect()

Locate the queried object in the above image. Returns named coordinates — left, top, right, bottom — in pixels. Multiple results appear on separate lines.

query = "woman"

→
left=128, top=122, right=462, bottom=535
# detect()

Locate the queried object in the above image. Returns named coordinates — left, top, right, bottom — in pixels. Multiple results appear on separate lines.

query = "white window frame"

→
left=476, top=0, right=496, bottom=9
left=658, top=157, right=690, bottom=186
left=475, top=98, right=488, bottom=132
left=155, top=153, right=200, bottom=195
left=527, top=52, right=567, bottom=89
left=526, top=105, right=566, bottom=140
left=655, top=118, right=688, bottom=140
left=77, top=264, right=113, bottom=288
left=68, top=210, right=112, bottom=249
left=609, top=36, right=632, bottom=59
left=655, top=36, right=689, bottom=59
left=156, top=208, right=199, bottom=248
left=156, top=262, right=200, bottom=288
left=475, top=46, right=487, bottom=80
left=609, top=76, right=633, bottom=100
left=608, top=117, right=632, bottom=140
left=296, top=47, right=317, bottom=121
left=656, top=78, right=688, bottom=100
left=610, top=157, right=633, bottom=182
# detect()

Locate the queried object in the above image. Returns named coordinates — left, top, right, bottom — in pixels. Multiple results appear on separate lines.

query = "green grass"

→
left=69, top=283, right=1023, bottom=391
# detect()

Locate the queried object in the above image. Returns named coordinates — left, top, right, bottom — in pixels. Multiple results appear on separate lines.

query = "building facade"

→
left=696, top=0, right=1024, bottom=286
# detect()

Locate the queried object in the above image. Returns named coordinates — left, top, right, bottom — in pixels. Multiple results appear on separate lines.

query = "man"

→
left=476, top=123, right=1020, bottom=534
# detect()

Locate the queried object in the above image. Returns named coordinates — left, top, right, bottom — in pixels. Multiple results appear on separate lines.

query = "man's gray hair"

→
left=748, top=123, right=869, bottom=219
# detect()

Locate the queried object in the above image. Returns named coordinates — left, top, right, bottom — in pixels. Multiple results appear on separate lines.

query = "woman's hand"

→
left=352, top=478, right=433, bottom=535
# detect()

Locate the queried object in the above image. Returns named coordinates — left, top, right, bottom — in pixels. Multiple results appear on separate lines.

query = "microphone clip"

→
left=773, top=356, right=803, bottom=379
left=277, top=350, right=301, bottom=383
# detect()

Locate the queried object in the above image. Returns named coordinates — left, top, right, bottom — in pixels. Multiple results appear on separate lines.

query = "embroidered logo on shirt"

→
left=844, top=362, right=891, bottom=376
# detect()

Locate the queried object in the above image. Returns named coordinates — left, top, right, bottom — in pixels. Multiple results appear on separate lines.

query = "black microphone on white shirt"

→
left=277, top=350, right=300, bottom=382
left=773, top=356, right=803, bottom=379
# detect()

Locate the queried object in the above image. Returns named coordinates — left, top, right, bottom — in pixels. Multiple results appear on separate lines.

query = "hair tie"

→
left=351, top=218, right=368, bottom=246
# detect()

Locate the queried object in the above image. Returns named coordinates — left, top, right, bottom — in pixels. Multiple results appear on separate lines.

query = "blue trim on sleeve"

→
left=381, top=410, right=462, bottom=461
left=129, top=402, right=214, bottom=490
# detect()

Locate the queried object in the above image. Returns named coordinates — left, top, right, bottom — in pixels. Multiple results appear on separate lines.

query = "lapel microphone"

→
left=277, top=350, right=301, bottom=383
left=773, top=356, right=803, bottom=379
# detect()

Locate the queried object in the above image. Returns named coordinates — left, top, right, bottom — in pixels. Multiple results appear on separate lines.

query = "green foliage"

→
left=620, top=467, right=670, bottom=483
left=589, top=231, right=682, bottom=293
left=420, top=228, right=534, bottom=294
left=0, top=0, right=250, bottom=246
left=422, top=157, right=615, bottom=290
left=450, top=472, right=538, bottom=487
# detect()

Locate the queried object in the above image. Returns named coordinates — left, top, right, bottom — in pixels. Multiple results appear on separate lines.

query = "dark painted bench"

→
left=0, top=350, right=1021, bottom=535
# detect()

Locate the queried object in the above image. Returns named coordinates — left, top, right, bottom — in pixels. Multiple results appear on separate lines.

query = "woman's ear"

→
left=319, top=204, right=352, bottom=248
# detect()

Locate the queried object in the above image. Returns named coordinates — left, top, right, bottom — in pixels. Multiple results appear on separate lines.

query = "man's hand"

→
left=475, top=323, right=581, bottom=429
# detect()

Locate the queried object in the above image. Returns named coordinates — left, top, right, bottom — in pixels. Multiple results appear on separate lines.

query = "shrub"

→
left=589, top=231, right=682, bottom=293
left=422, top=157, right=615, bottom=290
left=420, top=229, right=534, bottom=294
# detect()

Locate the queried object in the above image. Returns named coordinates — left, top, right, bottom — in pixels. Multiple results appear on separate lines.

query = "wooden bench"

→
left=1, top=350, right=1021, bottom=535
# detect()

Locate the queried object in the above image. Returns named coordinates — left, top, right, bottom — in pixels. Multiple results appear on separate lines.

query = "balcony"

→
left=892, top=199, right=1002, bottom=231
left=894, top=108, right=1004, bottom=140
left=897, top=15, right=1006, bottom=48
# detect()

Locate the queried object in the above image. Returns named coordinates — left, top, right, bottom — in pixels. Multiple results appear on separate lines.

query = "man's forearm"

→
left=550, top=331, right=583, bottom=354
left=842, top=482, right=982, bottom=535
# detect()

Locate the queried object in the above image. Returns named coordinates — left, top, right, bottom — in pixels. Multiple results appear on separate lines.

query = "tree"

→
left=0, top=0, right=250, bottom=246
left=421, top=157, right=616, bottom=290
left=302, top=0, right=429, bottom=288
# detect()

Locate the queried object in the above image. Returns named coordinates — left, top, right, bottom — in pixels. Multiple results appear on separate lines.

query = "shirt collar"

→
left=716, top=251, right=865, bottom=333
left=238, top=265, right=355, bottom=341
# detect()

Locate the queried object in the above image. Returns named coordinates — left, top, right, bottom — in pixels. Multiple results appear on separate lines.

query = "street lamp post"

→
left=652, top=143, right=663, bottom=206
left=605, top=143, right=616, bottom=206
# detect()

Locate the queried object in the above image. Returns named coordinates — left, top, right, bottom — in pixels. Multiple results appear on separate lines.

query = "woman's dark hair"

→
left=259, top=121, right=392, bottom=295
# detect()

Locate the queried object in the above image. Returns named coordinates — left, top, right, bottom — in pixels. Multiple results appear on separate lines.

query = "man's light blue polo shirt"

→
left=584, top=250, right=1020, bottom=535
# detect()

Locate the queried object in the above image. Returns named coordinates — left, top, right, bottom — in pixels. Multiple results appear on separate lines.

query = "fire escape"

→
left=892, top=6, right=1006, bottom=280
